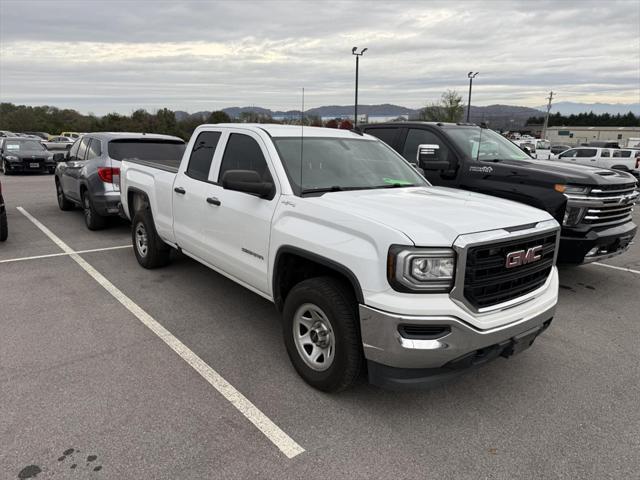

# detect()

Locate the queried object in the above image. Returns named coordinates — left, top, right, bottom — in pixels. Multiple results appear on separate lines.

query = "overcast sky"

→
left=1, top=0, right=639, bottom=115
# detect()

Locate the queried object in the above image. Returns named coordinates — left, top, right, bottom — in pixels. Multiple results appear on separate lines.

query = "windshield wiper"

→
left=300, top=186, right=344, bottom=195
left=376, top=183, right=419, bottom=188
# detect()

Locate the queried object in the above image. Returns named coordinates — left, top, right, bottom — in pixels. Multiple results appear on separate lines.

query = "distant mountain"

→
left=536, top=101, right=640, bottom=116
left=174, top=103, right=635, bottom=129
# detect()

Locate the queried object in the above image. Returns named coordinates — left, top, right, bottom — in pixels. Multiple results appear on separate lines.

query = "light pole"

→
left=466, top=71, right=479, bottom=122
left=352, top=46, right=367, bottom=127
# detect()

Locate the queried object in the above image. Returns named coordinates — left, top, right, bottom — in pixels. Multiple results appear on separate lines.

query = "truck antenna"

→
left=300, top=87, right=304, bottom=192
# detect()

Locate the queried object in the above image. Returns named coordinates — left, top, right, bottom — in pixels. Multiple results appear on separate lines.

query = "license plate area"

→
left=29, top=162, right=40, bottom=168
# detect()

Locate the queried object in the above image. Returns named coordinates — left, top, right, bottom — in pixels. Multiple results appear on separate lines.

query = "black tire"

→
left=0, top=212, right=7, bottom=242
left=283, top=276, right=363, bottom=392
left=131, top=208, right=171, bottom=269
left=81, top=189, right=107, bottom=230
left=55, top=178, right=74, bottom=211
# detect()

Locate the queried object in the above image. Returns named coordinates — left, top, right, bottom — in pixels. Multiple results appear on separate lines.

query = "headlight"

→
left=555, top=184, right=589, bottom=195
left=5, top=155, right=19, bottom=161
left=388, top=246, right=456, bottom=293
left=563, top=206, right=585, bottom=227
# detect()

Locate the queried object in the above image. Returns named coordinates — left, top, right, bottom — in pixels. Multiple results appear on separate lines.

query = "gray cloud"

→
left=1, top=0, right=638, bottom=114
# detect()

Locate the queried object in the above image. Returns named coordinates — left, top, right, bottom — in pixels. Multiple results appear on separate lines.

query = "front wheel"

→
left=131, top=208, right=171, bottom=269
left=283, top=276, right=363, bottom=392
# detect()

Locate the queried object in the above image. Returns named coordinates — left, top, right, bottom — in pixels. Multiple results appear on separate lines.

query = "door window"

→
left=559, top=149, right=578, bottom=158
left=86, top=138, right=102, bottom=159
left=600, top=149, right=610, bottom=158
left=402, top=129, right=449, bottom=163
left=365, top=128, right=399, bottom=148
left=186, top=131, right=221, bottom=181
left=218, top=133, right=272, bottom=183
left=575, top=148, right=597, bottom=158
left=77, top=137, right=90, bottom=160
left=68, top=139, right=82, bottom=160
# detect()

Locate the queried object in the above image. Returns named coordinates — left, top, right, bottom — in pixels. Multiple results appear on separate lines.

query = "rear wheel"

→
left=55, top=179, right=73, bottom=211
left=82, top=190, right=107, bottom=230
left=283, top=276, right=363, bottom=392
left=131, top=208, right=171, bottom=269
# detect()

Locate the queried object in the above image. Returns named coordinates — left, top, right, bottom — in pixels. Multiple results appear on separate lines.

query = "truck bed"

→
left=121, top=157, right=180, bottom=173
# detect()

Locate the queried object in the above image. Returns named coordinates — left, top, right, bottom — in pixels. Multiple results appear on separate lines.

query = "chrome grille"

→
left=565, top=183, right=638, bottom=228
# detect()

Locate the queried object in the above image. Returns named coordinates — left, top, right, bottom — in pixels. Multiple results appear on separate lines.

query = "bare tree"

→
left=420, top=90, right=465, bottom=123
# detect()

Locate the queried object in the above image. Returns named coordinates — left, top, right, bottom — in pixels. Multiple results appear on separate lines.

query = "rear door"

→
left=172, top=130, right=223, bottom=258
left=201, top=130, right=279, bottom=294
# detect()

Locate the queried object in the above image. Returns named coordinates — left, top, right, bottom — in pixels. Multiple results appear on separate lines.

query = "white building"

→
left=545, top=126, right=640, bottom=146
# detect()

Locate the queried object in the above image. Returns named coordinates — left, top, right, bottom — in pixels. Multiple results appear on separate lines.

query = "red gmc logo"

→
left=505, top=245, right=543, bottom=268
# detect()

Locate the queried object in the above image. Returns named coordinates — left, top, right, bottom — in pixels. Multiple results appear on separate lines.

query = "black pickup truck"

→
left=362, top=122, right=638, bottom=264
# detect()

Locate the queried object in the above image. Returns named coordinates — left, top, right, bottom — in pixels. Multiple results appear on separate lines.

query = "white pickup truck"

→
left=120, top=124, right=560, bottom=391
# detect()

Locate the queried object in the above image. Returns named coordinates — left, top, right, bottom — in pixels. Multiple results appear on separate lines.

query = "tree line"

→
left=526, top=111, right=639, bottom=127
left=0, top=103, right=356, bottom=140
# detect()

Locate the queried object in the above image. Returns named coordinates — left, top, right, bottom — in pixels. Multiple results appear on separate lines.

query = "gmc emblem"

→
left=505, top=245, right=543, bottom=268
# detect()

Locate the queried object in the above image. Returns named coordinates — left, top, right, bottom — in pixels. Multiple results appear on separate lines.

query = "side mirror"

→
left=65, top=144, right=72, bottom=150
left=417, top=144, right=450, bottom=170
left=53, top=153, right=65, bottom=162
left=222, top=169, right=274, bottom=199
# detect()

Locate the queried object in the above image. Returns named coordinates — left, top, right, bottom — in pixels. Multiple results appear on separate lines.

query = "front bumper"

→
left=4, top=159, right=55, bottom=173
left=360, top=303, right=554, bottom=389
left=559, top=221, right=637, bottom=263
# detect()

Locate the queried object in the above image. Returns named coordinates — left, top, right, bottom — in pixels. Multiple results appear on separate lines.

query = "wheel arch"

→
left=272, top=245, right=364, bottom=311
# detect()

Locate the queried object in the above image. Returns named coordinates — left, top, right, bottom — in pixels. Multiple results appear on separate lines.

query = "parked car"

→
left=120, top=123, right=559, bottom=391
left=550, top=144, right=571, bottom=156
left=0, top=179, right=7, bottom=241
left=588, top=141, right=620, bottom=148
left=61, top=131, right=82, bottom=139
left=0, top=131, right=18, bottom=138
left=55, top=132, right=185, bottom=230
left=42, top=136, right=75, bottom=150
left=362, top=122, right=638, bottom=264
left=556, top=147, right=640, bottom=179
left=1, top=137, right=63, bottom=174
left=24, top=131, right=51, bottom=140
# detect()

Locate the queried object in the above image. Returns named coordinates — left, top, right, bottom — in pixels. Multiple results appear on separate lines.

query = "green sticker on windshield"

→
left=382, top=178, right=412, bottom=185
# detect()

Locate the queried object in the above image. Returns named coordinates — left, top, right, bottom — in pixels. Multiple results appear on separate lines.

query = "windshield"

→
left=273, top=137, right=427, bottom=194
left=447, top=127, right=532, bottom=161
left=4, top=140, right=46, bottom=151
left=108, top=139, right=185, bottom=161
left=536, top=140, right=550, bottom=149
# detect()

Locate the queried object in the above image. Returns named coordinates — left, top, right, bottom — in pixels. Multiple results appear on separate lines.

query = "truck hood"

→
left=488, top=158, right=635, bottom=186
left=312, top=187, right=554, bottom=246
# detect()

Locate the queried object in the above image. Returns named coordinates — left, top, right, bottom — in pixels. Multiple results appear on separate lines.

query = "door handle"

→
left=206, top=197, right=221, bottom=206
left=174, top=187, right=186, bottom=194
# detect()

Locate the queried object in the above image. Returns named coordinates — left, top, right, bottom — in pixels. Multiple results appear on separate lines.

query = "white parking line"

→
left=17, top=206, right=305, bottom=459
left=592, top=262, right=640, bottom=275
left=0, top=245, right=132, bottom=264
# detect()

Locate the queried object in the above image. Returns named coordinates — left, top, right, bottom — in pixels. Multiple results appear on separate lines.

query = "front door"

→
left=202, top=130, right=279, bottom=295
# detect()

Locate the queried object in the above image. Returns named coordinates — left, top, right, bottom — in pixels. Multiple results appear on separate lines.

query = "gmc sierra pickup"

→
left=121, top=124, right=559, bottom=391
left=363, top=122, right=638, bottom=264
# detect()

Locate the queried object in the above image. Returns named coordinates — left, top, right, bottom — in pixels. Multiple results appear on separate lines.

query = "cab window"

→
left=402, top=128, right=450, bottom=165
left=218, top=134, right=272, bottom=184
left=186, top=131, right=221, bottom=181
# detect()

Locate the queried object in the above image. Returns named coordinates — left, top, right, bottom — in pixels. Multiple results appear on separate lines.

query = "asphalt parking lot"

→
left=1, top=173, right=639, bottom=479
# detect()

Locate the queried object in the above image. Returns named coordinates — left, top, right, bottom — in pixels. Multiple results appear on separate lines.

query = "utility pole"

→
left=466, top=72, right=478, bottom=122
left=542, top=91, right=554, bottom=139
left=352, top=47, right=367, bottom=127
